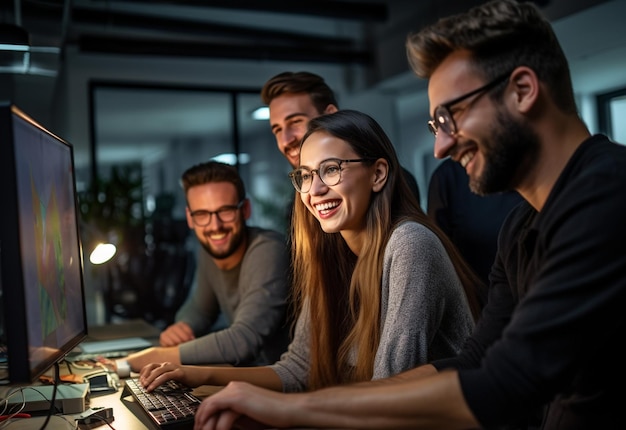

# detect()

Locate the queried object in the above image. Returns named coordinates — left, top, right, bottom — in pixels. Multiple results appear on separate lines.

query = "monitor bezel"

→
left=0, top=103, right=88, bottom=384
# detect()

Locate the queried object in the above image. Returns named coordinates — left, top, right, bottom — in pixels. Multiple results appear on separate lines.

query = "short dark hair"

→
left=406, top=0, right=577, bottom=114
left=261, top=71, right=339, bottom=113
left=180, top=161, right=246, bottom=202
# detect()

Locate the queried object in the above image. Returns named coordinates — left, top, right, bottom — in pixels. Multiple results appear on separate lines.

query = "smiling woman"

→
left=288, top=109, right=484, bottom=389
left=137, top=109, right=483, bottom=396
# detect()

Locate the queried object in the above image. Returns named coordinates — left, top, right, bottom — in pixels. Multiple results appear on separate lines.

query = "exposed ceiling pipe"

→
left=61, top=0, right=72, bottom=46
left=13, top=0, right=21, bottom=26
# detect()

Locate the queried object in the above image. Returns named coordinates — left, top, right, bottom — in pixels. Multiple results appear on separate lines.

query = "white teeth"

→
left=460, top=152, right=474, bottom=168
left=209, top=232, right=227, bottom=239
left=314, top=201, right=339, bottom=211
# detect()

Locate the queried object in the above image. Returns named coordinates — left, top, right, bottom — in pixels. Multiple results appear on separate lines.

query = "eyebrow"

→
left=298, top=157, right=342, bottom=169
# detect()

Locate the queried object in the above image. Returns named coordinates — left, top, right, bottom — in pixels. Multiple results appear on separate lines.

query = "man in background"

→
left=261, top=71, right=421, bottom=202
left=125, top=161, right=290, bottom=371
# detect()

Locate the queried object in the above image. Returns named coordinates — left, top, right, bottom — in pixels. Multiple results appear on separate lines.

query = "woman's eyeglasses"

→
left=289, top=158, right=373, bottom=193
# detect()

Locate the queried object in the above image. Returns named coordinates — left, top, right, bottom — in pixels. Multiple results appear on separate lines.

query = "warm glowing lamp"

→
left=89, top=243, right=117, bottom=265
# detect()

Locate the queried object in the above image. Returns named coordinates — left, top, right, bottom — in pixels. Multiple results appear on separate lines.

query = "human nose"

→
left=206, top=212, right=224, bottom=227
left=308, top=171, right=327, bottom=195
left=433, top=130, right=456, bottom=159
left=281, top=125, right=299, bottom=146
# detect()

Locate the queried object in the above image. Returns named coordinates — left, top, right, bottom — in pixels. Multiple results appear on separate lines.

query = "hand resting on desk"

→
left=159, top=321, right=195, bottom=347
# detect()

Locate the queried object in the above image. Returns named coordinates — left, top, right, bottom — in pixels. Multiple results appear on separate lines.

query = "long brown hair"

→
left=290, top=110, right=484, bottom=390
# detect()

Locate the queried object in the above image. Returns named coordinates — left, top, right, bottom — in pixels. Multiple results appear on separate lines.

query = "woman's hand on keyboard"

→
left=139, top=361, right=207, bottom=392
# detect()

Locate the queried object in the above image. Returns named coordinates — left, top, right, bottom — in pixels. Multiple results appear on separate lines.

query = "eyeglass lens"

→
left=291, top=160, right=343, bottom=193
left=427, top=72, right=511, bottom=137
left=191, top=203, right=241, bottom=226
left=429, top=107, right=454, bottom=136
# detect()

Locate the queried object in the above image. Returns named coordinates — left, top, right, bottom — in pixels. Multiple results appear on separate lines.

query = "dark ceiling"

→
left=1, top=0, right=612, bottom=84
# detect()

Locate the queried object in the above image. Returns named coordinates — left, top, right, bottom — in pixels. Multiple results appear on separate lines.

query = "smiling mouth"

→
left=286, top=146, right=300, bottom=160
left=460, top=151, right=475, bottom=168
left=208, top=231, right=228, bottom=240
left=314, top=201, right=340, bottom=214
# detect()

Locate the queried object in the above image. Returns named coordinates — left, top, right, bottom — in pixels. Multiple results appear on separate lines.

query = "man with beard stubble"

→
left=124, top=161, right=290, bottom=371
left=184, top=1, right=626, bottom=429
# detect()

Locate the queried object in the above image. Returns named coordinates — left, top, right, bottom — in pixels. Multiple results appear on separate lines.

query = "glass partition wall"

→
left=80, top=83, right=292, bottom=326
left=597, top=87, right=626, bottom=145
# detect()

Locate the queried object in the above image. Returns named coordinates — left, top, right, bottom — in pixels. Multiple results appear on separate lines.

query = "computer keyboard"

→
left=123, top=377, right=202, bottom=429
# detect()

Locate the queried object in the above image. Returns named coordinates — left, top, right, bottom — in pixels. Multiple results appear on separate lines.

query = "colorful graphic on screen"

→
left=31, top=174, right=67, bottom=339
left=13, top=116, right=84, bottom=371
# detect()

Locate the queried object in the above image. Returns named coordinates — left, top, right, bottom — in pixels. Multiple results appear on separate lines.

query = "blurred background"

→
left=2, top=0, right=625, bottom=327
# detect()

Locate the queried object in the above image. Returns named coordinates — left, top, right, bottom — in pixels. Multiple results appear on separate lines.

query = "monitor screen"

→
left=0, top=103, right=88, bottom=384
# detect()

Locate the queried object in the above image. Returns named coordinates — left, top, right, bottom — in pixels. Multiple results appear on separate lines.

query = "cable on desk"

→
left=0, top=384, right=28, bottom=429
left=38, top=361, right=60, bottom=430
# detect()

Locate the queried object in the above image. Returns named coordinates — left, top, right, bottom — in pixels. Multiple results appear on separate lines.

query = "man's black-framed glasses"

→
left=189, top=200, right=244, bottom=226
left=289, top=158, right=373, bottom=194
left=428, top=72, right=511, bottom=137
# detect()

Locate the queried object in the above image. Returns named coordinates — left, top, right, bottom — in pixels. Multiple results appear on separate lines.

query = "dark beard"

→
left=200, top=226, right=246, bottom=260
left=470, top=109, right=540, bottom=195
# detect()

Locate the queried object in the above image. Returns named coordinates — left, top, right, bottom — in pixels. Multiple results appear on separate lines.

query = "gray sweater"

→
left=270, top=221, right=474, bottom=392
left=177, top=227, right=290, bottom=366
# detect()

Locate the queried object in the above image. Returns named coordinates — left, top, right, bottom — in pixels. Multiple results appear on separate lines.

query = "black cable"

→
left=38, top=362, right=60, bottom=430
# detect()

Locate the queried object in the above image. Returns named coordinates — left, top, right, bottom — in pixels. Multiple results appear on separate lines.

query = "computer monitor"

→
left=0, top=103, right=88, bottom=384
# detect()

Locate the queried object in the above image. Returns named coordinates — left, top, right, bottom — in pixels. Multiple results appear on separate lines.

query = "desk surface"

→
left=87, top=319, right=161, bottom=341
left=1, top=320, right=220, bottom=429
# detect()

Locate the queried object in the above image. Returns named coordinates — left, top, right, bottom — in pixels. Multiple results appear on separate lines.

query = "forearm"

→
left=287, top=370, right=477, bottom=429
left=207, top=365, right=283, bottom=392
left=126, top=346, right=181, bottom=372
left=355, top=364, right=438, bottom=387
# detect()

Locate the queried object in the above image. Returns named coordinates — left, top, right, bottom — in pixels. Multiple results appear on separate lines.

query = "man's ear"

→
left=509, top=66, right=539, bottom=114
left=372, top=158, right=389, bottom=192
left=241, top=198, right=252, bottom=220
left=185, top=206, right=194, bottom=229
left=323, top=104, right=339, bottom=114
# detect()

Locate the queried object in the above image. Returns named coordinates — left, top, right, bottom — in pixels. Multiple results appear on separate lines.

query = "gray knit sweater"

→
left=177, top=227, right=290, bottom=366
left=270, top=221, right=475, bottom=392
